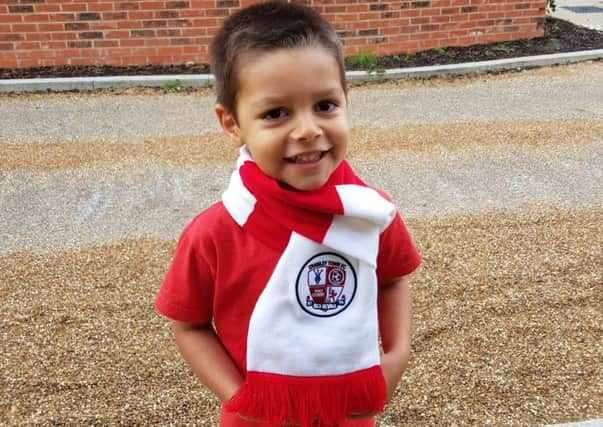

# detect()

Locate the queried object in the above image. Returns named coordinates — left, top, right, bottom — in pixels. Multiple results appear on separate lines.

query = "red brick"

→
left=191, top=18, right=219, bottom=26
left=346, top=4, right=370, bottom=12
left=36, top=4, right=62, bottom=12
left=117, top=2, right=140, bottom=10
left=172, top=19, right=193, bottom=27
left=120, top=38, right=145, bottom=46
left=44, top=41, right=67, bottom=49
left=358, top=12, right=380, bottom=20
left=420, top=7, right=442, bottom=15
left=431, top=14, right=450, bottom=22
left=11, top=23, right=37, bottom=33
left=103, top=12, right=128, bottom=20
left=182, top=28, right=206, bottom=36
left=206, top=8, right=229, bottom=17
left=419, top=39, right=444, bottom=49
left=65, top=22, right=89, bottom=31
left=128, top=11, right=155, bottom=19
left=90, top=21, right=119, bottom=30
left=167, top=1, right=191, bottom=8
left=9, top=5, right=34, bottom=13
left=402, top=9, right=421, bottom=17
left=157, top=29, right=182, bottom=37
left=143, top=38, right=169, bottom=46
left=18, top=58, right=43, bottom=67
left=191, top=0, right=216, bottom=7
left=380, top=26, right=402, bottom=35
left=13, top=41, right=39, bottom=50
left=61, top=4, right=87, bottom=12
left=156, top=10, right=180, bottom=18
left=49, top=13, right=76, bottom=22
left=400, top=24, right=419, bottom=32
left=118, top=55, right=145, bottom=64
left=116, top=20, right=142, bottom=29
left=410, top=16, right=430, bottom=24
left=0, top=14, right=22, bottom=24
left=104, top=30, right=128, bottom=38
left=179, top=9, right=207, bottom=17
left=409, top=31, right=432, bottom=40
left=0, top=33, right=24, bottom=42
left=36, top=23, right=62, bottom=32
left=86, top=3, right=113, bottom=13
left=23, top=14, right=50, bottom=22
left=140, top=1, right=164, bottom=10
left=51, top=32, right=77, bottom=40
left=27, top=31, right=53, bottom=42
left=182, top=44, right=208, bottom=53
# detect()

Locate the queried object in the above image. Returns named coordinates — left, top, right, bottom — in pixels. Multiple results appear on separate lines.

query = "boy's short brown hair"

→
left=210, top=1, right=346, bottom=117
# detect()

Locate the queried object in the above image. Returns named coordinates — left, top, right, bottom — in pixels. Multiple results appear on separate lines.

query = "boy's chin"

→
left=277, top=179, right=328, bottom=192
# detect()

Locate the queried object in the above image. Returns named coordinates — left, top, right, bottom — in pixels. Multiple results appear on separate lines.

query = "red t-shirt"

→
left=156, top=201, right=421, bottom=375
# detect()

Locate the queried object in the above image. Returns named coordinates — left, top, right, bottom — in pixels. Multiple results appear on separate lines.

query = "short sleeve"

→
left=376, top=213, right=421, bottom=284
left=155, top=230, right=215, bottom=324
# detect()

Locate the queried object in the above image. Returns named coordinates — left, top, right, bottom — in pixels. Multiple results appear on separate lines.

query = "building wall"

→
left=0, top=0, right=546, bottom=69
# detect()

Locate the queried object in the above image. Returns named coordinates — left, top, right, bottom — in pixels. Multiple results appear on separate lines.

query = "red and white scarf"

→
left=222, top=147, right=396, bottom=426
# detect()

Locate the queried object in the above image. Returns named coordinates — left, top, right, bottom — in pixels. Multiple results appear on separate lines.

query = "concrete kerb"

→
left=0, top=49, right=602, bottom=93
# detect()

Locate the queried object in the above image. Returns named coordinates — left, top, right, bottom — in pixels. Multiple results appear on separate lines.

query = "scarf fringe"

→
left=224, top=366, right=386, bottom=427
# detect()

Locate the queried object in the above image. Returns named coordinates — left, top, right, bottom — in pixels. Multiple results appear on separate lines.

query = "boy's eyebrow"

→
left=252, top=87, right=345, bottom=108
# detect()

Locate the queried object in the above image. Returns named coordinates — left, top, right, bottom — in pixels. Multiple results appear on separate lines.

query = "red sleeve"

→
left=376, top=213, right=421, bottom=284
left=155, top=226, right=215, bottom=324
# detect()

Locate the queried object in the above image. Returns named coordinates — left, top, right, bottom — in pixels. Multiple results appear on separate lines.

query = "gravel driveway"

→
left=1, top=62, right=601, bottom=426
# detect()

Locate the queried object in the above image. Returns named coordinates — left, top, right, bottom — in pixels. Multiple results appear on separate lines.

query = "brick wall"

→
left=0, top=0, right=546, bottom=69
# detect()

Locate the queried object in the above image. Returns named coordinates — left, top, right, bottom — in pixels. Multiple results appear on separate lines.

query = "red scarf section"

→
left=238, top=160, right=366, bottom=252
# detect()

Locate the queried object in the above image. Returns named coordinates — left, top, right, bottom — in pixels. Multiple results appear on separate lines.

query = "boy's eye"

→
left=316, top=100, right=337, bottom=112
left=263, top=108, right=287, bottom=120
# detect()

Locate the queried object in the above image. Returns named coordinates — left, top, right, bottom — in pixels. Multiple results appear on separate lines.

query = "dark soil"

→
left=1, top=17, right=602, bottom=79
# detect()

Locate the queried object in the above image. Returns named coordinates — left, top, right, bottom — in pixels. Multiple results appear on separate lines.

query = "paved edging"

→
left=348, top=49, right=603, bottom=80
left=0, top=49, right=602, bottom=94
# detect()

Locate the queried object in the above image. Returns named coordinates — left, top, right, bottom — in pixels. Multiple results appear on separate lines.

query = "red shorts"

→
left=219, top=407, right=375, bottom=427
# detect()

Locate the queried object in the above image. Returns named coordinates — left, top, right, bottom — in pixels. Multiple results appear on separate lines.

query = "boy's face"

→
left=216, top=47, right=349, bottom=191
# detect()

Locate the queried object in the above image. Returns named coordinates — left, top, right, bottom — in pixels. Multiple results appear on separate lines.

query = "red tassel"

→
left=224, top=365, right=386, bottom=427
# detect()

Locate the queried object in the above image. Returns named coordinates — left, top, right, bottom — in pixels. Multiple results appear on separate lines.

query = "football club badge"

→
left=295, top=252, right=357, bottom=317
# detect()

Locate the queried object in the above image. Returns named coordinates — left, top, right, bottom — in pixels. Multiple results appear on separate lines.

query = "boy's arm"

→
left=348, top=274, right=413, bottom=420
left=171, top=321, right=244, bottom=402
left=378, top=273, right=413, bottom=402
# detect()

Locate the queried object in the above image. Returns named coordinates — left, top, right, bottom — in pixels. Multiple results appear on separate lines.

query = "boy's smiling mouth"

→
left=285, top=150, right=329, bottom=164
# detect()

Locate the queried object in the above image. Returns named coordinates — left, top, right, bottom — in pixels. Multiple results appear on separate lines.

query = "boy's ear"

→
left=215, top=104, right=243, bottom=147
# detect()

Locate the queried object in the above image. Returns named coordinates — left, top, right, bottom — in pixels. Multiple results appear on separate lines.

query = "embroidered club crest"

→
left=295, top=252, right=357, bottom=317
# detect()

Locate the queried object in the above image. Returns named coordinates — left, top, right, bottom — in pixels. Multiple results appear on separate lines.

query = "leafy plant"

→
left=162, top=79, right=182, bottom=93
left=435, top=47, right=446, bottom=54
left=349, top=53, right=380, bottom=71
left=485, top=44, right=515, bottom=57
left=403, top=52, right=415, bottom=61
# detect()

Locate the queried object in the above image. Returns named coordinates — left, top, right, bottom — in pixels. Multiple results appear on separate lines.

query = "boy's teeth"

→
left=292, top=152, right=321, bottom=163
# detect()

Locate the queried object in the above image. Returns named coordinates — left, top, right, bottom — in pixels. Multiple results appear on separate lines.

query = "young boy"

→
left=155, top=2, right=421, bottom=426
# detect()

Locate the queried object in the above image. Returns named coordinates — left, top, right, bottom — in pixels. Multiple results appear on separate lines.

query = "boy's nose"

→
left=290, top=112, right=322, bottom=142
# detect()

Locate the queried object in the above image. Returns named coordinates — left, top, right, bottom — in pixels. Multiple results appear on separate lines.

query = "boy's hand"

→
left=380, top=349, right=411, bottom=402
left=237, top=414, right=300, bottom=425
left=237, top=413, right=262, bottom=424
left=347, top=412, right=378, bottom=420
left=346, top=350, right=411, bottom=420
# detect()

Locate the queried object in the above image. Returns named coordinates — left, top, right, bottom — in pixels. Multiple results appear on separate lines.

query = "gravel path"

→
left=1, top=62, right=601, bottom=426
left=1, top=62, right=602, bottom=144
left=1, top=139, right=601, bottom=255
